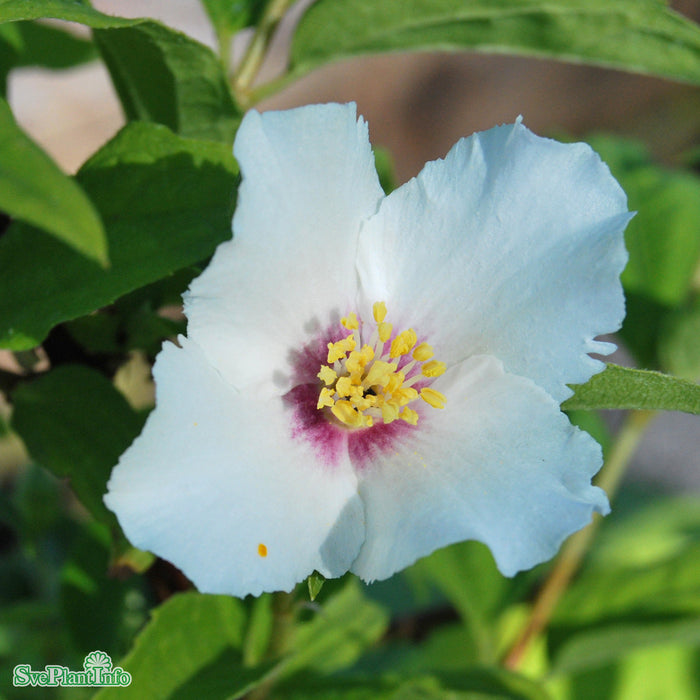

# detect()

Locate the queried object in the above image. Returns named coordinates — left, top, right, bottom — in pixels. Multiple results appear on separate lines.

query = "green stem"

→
left=502, top=409, right=656, bottom=670
left=232, top=0, right=293, bottom=108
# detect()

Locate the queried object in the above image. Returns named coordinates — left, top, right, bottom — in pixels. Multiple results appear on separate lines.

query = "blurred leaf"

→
left=658, top=294, right=700, bottom=381
left=562, top=364, right=700, bottom=414
left=566, top=410, right=612, bottom=458
left=11, top=365, right=144, bottom=528
left=242, top=593, right=273, bottom=667
left=0, top=20, right=96, bottom=68
left=589, top=136, right=700, bottom=307
left=373, top=146, right=397, bottom=195
left=411, top=541, right=509, bottom=663
left=94, top=21, right=239, bottom=143
left=549, top=495, right=700, bottom=675
left=278, top=669, right=550, bottom=700
left=618, top=292, right=670, bottom=370
left=60, top=522, right=145, bottom=654
left=282, top=578, right=389, bottom=677
left=0, top=121, right=237, bottom=350
left=291, top=0, right=700, bottom=87
left=200, top=0, right=267, bottom=34
left=0, top=95, right=107, bottom=265
left=93, top=592, right=255, bottom=700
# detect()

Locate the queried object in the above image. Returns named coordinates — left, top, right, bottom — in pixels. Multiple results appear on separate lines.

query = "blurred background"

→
left=6, top=0, right=700, bottom=489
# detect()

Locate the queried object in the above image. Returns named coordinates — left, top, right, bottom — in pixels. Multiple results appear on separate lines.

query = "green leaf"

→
left=281, top=579, right=389, bottom=677
left=562, top=364, right=700, bottom=414
left=588, top=136, right=700, bottom=307
left=411, top=541, right=509, bottom=664
left=10, top=365, right=144, bottom=528
left=0, top=0, right=136, bottom=26
left=200, top=0, right=267, bottom=35
left=291, top=0, right=700, bottom=87
left=0, top=20, right=96, bottom=69
left=0, top=3, right=239, bottom=142
left=94, top=21, right=239, bottom=143
left=549, top=494, right=700, bottom=675
left=93, top=592, right=256, bottom=700
left=0, top=95, right=107, bottom=265
left=658, top=294, right=700, bottom=381
left=0, top=121, right=237, bottom=350
left=307, top=570, right=325, bottom=602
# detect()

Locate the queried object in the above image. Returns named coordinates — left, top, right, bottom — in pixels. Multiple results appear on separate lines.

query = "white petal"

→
left=185, top=103, right=384, bottom=395
left=357, top=120, right=631, bottom=402
left=350, top=354, right=608, bottom=582
left=104, top=338, right=364, bottom=597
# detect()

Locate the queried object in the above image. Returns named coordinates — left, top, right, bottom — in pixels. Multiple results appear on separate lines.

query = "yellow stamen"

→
left=378, top=322, right=392, bottom=343
left=373, top=301, right=387, bottom=323
left=315, top=303, right=447, bottom=428
left=399, top=407, right=419, bottom=425
left=412, top=343, right=434, bottom=362
left=420, top=387, right=446, bottom=409
left=422, top=360, right=447, bottom=378
left=390, top=329, right=417, bottom=358
left=317, top=387, right=335, bottom=409
left=341, top=312, right=359, bottom=330
left=317, top=365, right=337, bottom=385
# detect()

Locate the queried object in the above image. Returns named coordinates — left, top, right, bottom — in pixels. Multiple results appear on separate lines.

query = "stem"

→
left=232, top=0, right=293, bottom=108
left=502, top=409, right=656, bottom=670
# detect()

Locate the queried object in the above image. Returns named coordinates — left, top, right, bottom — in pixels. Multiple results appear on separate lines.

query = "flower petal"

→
left=356, top=120, right=631, bottom=402
left=350, top=354, right=608, bottom=582
left=104, top=338, right=364, bottom=597
left=185, top=102, right=384, bottom=395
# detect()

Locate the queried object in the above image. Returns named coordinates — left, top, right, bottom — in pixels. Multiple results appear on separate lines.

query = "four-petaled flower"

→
left=105, top=103, right=631, bottom=597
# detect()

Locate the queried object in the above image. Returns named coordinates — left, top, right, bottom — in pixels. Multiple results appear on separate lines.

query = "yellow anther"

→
left=317, top=387, right=335, bottom=409
left=399, top=407, right=419, bottom=425
left=332, top=400, right=364, bottom=428
left=378, top=322, right=392, bottom=343
left=317, top=365, right=337, bottom=386
left=384, top=371, right=405, bottom=395
left=317, top=303, right=446, bottom=428
left=373, top=301, right=387, bottom=324
left=393, top=386, right=418, bottom=406
left=335, top=376, right=354, bottom=397
left=363, top=360, right=397, bottom=388
left=422, top=360, right=447, bottom=378
left=381, top=402, right=400, bottom=424
left=327, top=335, right=356, bottom=363
left=346, top=345, right=374, bottom=375
left=412, top=343, right=434, bottom=362
left=341, top=312, right=359, bottom=330
left=420, top=387, right=446, bottom=409
left=390, top=329, right=417, bottom=358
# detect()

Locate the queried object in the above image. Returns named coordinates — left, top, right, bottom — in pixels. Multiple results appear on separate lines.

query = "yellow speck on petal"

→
left=373, top=301, right=387, bottom=323
left=420, top=387, right=446, bottom=409
left=193, top=422, right=198, bottom=427
left=258, top=543, right=267, bottom=557
left=422, top=360, right=446, bottom=378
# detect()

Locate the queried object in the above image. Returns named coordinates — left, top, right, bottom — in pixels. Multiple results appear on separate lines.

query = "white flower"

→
left=104, top=103, right=631, bottom=597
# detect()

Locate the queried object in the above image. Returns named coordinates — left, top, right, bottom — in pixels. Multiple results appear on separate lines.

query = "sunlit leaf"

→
left=291, top=0, right=700, bottom=86
left=562, top=364, right=700, bottom=414
left=0, top=122, right=237, bottom=350
left=0, top=96, right=107, bottom=265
